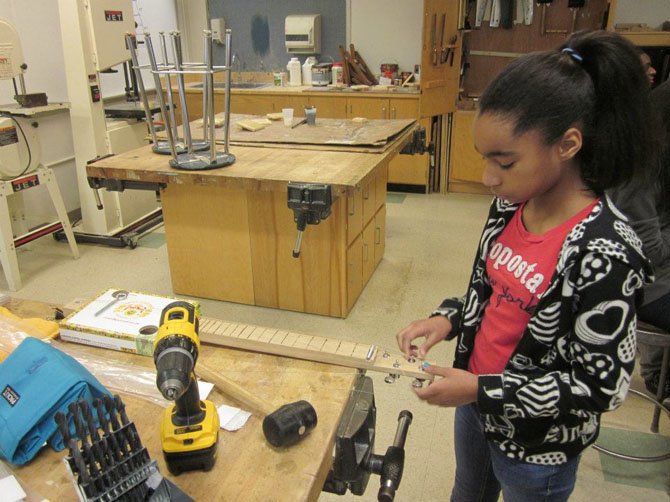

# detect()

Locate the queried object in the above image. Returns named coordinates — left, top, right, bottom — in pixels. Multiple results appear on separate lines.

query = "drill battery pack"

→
left=160, top=399, right=219, bottom=475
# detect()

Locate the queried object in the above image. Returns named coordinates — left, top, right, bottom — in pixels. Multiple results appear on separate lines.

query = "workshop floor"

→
left=4, top=192, right=670, bottom=501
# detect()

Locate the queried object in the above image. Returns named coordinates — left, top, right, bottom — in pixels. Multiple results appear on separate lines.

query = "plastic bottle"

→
left=302, top=57, right=316, bottom=86
left=332, top=62, right=343, bottom=85
left=287, top=57, right=302, bottom=86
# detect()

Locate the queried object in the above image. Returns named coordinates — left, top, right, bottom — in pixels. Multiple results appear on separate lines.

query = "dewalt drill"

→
left=153, top=301, right=219, bottom=475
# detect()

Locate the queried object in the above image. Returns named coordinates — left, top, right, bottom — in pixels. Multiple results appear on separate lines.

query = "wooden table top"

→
left=87, top=122, right=416, bottom=195
left=5, top=299, right=358, bottom=501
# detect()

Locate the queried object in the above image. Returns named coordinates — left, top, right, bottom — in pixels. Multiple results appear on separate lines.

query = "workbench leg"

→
left=42, top=167, right=80, bottom=259
left=0, top=192, right=21, bottom=290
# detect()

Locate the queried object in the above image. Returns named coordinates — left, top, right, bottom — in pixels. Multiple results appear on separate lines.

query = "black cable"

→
left=0, top=112, right=33, bottom=181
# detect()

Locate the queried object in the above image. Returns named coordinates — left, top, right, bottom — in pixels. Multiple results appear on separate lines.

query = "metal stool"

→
left=592, top=321, right=670, bottom=462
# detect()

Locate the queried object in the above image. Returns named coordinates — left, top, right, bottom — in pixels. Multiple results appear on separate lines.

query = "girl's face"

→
left=473, top=113, right=576, bottom=204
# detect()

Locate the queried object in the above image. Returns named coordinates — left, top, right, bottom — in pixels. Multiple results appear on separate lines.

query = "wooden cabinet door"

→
left=347, top=235, right=363, bottom=313
left=231, top=95, right=277, bottom=114
left=448, top=110, right=488, bottom=193
left=308, top=96, right=347, bottom=118
left=348, top=97, right=389, bottom=119
left=362, top=220, right=375, bottom=286
left=346, top=187, right=363, bottom=246
left=374, top=205, right=386, bottom=267
left=361, top=173, right=377, bottom=226
left=389, top=98, right=419, bottom=119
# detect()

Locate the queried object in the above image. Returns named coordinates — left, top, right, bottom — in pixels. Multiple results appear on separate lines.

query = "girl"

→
left=396, top=30, right=656, bottom=501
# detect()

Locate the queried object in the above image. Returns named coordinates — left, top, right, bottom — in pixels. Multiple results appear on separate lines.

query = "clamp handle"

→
left=377, top=410, right=413, bottom=502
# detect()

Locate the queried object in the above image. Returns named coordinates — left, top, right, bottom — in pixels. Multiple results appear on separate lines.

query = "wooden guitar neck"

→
left=199, top=317, right=432, bottom=382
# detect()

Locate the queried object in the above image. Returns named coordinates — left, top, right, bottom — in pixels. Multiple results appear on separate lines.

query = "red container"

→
left=380, top=63, right=399, bottom=79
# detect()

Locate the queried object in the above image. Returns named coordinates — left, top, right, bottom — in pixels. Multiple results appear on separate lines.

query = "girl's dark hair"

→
left=478, top=30, right=657, bottom=194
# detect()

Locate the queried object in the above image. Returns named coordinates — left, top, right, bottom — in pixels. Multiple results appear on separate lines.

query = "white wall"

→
left=348, top=0, right=423, bottom=77
left=614, top=0, right=670, bottom=29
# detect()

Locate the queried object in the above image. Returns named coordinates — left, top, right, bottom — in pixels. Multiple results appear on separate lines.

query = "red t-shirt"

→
left=468, top=201, right=599, bottom=375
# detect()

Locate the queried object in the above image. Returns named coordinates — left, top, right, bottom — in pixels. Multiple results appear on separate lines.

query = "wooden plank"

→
left=87, top=125, right=417, bottom=195
left=199, top=315, right=433, bottom=382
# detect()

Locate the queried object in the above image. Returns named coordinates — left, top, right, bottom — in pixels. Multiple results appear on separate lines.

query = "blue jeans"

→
left=450, top=404, right=580, bottom=502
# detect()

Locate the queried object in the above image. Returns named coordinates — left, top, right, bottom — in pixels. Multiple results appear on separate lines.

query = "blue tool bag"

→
left=0, top=337, right=110, bottom=465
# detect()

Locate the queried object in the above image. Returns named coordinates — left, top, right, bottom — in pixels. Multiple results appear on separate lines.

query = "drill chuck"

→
left=155, top=345, right=195, bottom=401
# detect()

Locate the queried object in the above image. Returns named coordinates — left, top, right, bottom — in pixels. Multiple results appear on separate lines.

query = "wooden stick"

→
left=198, top=317, right=432, bottom=382
left=198, top=362, right=274, bottom=417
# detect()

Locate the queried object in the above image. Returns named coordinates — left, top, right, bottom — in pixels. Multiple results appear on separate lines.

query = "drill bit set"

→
left=55, top=395, right=168, bottom=502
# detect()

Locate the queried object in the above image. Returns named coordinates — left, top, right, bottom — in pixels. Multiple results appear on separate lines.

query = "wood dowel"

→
left=198, top=363, right=274, bottom=417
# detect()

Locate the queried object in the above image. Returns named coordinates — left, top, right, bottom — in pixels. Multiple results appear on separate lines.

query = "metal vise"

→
left=287, top=182, right=332, bottom=258
left=400, top=127, right=434, bottom=156
left=323, top=374, right=413, bottom=502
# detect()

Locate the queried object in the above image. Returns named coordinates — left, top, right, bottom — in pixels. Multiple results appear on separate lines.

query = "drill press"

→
left=153, top=301, right=219, bottom=475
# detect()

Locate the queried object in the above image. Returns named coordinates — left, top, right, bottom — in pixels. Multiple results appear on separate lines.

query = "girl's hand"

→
left=396, top=315, right=452, bottom=359
left=414, top=365, right=478, bottom=407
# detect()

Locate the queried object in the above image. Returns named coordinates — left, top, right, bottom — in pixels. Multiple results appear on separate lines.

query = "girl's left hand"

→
left=415, top=365, right=478, bottom=407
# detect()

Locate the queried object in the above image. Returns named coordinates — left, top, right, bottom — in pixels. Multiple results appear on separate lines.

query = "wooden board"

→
left=87, top=125, right=416, bottom=195
left=165, top=114, right=416, bottom=153
left=199, top=316, right=432, bottom=382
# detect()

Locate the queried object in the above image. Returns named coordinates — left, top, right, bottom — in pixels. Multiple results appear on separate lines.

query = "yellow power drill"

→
left=153, top=301, right=219, bottom=475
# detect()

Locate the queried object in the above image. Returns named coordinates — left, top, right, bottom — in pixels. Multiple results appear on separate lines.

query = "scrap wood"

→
left=339, top=45, right=352, bottom=85
left=350, top=43, right=378, bottom=85
left=339, top=45, right=377, bottom=86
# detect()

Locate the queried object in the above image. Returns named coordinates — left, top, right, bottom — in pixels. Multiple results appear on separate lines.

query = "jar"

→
left=311, top=63, right=332, bottom=87
left=287, top=57, right=301, bottom=86
left=332, top=62, right=343, bottom=85
left=302, top=57, right=317, bottom=86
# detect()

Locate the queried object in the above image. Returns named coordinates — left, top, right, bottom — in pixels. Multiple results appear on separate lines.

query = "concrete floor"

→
left=3, top=192, right=669, bottom=501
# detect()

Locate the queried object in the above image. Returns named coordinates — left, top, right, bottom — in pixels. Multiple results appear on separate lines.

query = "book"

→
left=59, top=288, right=198, bottom=356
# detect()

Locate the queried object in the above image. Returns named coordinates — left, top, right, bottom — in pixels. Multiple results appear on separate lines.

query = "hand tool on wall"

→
left=490, top=0, right=501, bottom=27
left=438, top=13, right=446, bottom=64
left=287, top=182, right=332, bottom=258
left=474, top=0, right=491, bottom=27
left=569, top=0, right=586, bottom=32
left=153, top=301, right=219, bottom=475
left=500, top=0, right=515, bottom=28
left=323, top=375, right=413, bottom=502
left=537, top=0, right=552, bottom=35
left=430, top=13, right=438, bottom=65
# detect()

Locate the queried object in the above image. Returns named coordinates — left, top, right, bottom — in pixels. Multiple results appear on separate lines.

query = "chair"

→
left=592, top=320, right=670, bottom=462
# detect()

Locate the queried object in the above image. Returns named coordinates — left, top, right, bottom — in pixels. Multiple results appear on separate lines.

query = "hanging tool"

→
left=154, top=301, right=219, bottom=475
left=287, top=183, right=332, bottom=258
left=474, top=0, right=490, bottom=27
left=490, top=0, right=501, bottom=27
left=537, top=0, right=552, bottom=35
left=499, top=0, right=515, bottom=28
left=430, top=13, right=438, bottom=65
left=569, top=0, right=586, bottom=32
left=437, top=13, right=446, bottom=64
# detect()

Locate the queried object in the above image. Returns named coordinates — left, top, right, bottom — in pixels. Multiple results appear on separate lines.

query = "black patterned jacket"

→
left=433, top=196, right=653, bottom=464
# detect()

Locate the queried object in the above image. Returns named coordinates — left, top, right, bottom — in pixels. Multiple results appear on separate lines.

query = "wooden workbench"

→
left=87, top=121, right=416, bottom=317
left=4, top=298, right=359, bottom=501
